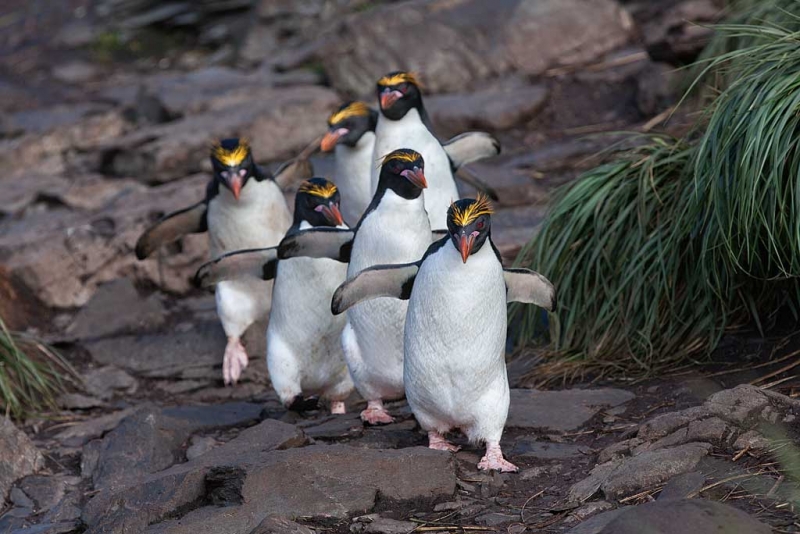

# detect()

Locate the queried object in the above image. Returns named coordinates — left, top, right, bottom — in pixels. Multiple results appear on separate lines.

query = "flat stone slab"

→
left=507, top=388, right=635, bottom=431
left=511, top=438, right=590, bottom=459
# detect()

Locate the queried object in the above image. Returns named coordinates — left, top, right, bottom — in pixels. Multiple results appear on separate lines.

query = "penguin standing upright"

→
left=331, top=195, right=556, bottom=471
left=278, top=149, right=433, bottom=424
left=195, top=178, right=353, bottom=414
left=136, top=138, right=301, bottom=385
left=371, top=71, right=501, bottom=230
left=320, top=101, right=378, bottom=225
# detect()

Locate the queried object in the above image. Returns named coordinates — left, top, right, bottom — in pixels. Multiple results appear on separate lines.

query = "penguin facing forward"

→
left=195, top=178, right=353, bottom=414
left=371, top=71, right=502, bottom=230
left=278, top=149, right=433, bottom=424
left=330, top=194, right=556, bottom=472
left=320, top=101, right=378, bottom=225
left=136, top=138, right=304, bottom=385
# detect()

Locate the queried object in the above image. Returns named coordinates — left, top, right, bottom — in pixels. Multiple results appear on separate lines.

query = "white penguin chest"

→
left=207, top=179, right=291, bottom=257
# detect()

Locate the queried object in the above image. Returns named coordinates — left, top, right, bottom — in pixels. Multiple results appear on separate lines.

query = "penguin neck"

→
left=336, top=131, right=375, bottom=157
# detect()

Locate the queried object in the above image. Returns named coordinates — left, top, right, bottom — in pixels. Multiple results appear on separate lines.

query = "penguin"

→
left=330, top=194, right=556, bottom=472
left=320, top=101, right=378, bottom=225
left=371, top=71, right=502, bottom=229
left=136, top=138, right=305, bottom=385
left=277, top=149, right=433, bottom=424
left=195, top=178, right=353, bottom=414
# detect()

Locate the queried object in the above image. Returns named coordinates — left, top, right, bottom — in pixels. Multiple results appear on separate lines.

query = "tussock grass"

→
left=0, top=317, right=77, bottom=419
left=514, top=19, right=800, bottom=379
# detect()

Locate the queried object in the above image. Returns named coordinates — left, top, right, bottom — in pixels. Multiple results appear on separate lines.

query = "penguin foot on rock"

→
left=223, top=337, right=249, bottom=385
left=478, top=442, right=518, bottom=473
left=428, top=431, right=461, bottom=452
left=330, top=401, right=346, bottom=414
left=287, top=395, right=320, bottom=412
left=360, top=400, right=395, bottom=425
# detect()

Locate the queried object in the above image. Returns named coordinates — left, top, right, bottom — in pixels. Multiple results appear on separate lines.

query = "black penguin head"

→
left=211, top=138, right=255, bottom=200
left=321, top=101, right=378, bottom=151
left=377, top=149, right=427, bottom=200
left=447, top=194, right=494, bottom=263
left=295, top=178, right=344, bottom=227
left=376, top=71, right=423, bottom=121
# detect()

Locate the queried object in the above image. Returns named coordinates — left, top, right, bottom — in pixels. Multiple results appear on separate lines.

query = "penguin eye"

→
left=476, top=220, right=485, bottom=231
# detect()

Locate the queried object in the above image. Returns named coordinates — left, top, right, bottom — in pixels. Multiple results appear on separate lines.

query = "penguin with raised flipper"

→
left=320, top=101, right=378, bottom=225
left=330, top=194, right=556, bottom=472
left=195, top=177, right=353, bottom=414
left=136, top=138, right=309, bottom=385
left=371, top=71, right=501, bottom=229
left=277, top=149, right=433, bottom=424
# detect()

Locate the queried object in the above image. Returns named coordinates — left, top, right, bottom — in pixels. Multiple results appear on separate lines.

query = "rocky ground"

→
left=1, top=0, right=799, bottom=533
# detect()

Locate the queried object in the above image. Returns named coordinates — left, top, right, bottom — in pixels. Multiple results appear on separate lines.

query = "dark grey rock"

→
left=636, top=62, right=678, bottom=116
left=85, top=322, right=225, bottom=379
left=250, top=516, right=315, bottom=534
left=353, top=515, right=417, bottom=534
left=52, top=61, right=99, bottom=84
left=565, top=508, right=626, bottom=534
left=9, top=522, right=80, bottom=534
left=9, top=486, right=34, bottom=509
left=65, top=278, right=167, bottom=340
left=185, top=435, right=221, bottom=461
left=474, top=513, right=518, bottom=527
left=57, top=393, right=107, bottom=410
left=88, top=402, right=263, bottom=489
left=565, top=501, right=614, bottom=524
left=86, top=441, right=454, bottom=534
left=300, top=414, right=363, bottom=439
left=568, top=460, right=622, bottom=504
left=54, top=408, right=136, bottom=447
left=507, top=388, right=635, bottom=432
left=314, top=0, right=632, bottom=95
left=83, top=366, right=138, bottom=400
left=0, top=417, right=44, bottom=508
left=657, top=472, right=705, bottom=501
left=18, top=475, right=66, bottom=513
left=598, top=499, right=771, bottom=534
left=600, top=443, right=712, bottom=500
left=427, top=80, right=548, bottom=135
left=511, top=439, right=589, bottom=459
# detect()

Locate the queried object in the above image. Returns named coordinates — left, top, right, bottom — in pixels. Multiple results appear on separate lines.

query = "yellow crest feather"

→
left=298, top=180, right=338, bottom=198
left=377, top=72, right=421, bottom=88
left=328, top=102, right=370, bottom=126
left=450, top=194, right=494, bottom=227
left=378, top=150, right=421, bottom=168
left=211, top=140, right=250, bottom=167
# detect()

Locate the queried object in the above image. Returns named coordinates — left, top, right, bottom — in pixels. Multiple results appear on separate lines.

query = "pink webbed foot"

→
left=330, top=401, right=346, bottom=415
left=223, top=337, right=248, bottom=385
left=360, top=400, right=395, bottom=425
left=428, top=431, right=461, bottom=452
left=478, top=441, right=518, bottom=473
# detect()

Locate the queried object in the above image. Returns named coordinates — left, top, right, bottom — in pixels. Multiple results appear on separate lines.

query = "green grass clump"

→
left=0, top=317, right=77, bottom=419
left=514, top=18, right=800, bottom=379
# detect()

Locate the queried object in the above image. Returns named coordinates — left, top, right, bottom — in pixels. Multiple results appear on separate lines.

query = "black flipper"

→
left=443, top=132, right=501, bottom=169
left=278, top=228, right=355, bottom=262
left=194, top=247, right=279, bottom=288
left=503, top=268, right=556, bottom=310
left=431, top=229, right=448, bottom=241
left=135, top=201, right=208, bottom=260
left=331, top=262, right=420, bottom=315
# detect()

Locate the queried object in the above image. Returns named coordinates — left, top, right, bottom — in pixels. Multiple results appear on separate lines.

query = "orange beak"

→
left=321, top=128, right=349, bottom=152
left=459, top=233, right=476, bottom=264
left=229, top=175, right=243, bottom=200
left=380, top=90, right=403, bottom=110
left=400, top=167, right=428, bottom=189
left=319, top=202, right=344, bottom=226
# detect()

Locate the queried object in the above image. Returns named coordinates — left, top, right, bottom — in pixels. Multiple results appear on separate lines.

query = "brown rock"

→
left=0, top=417, right=45, bottom=508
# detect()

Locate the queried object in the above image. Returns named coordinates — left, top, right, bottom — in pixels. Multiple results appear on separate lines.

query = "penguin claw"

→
left=478, top=442, right=518, bottom=473
left=360, top=404, right=394, bottom=425
left=428, top=432, right=461, bottom=452
left=223, top=338, right=248, bottom=386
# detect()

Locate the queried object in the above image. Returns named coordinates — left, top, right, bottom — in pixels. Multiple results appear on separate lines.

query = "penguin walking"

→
left=371, top=71, right=501, bottom=230
left=195, top=178, right=353, bottom=414
left=136, top=138, right=306, bottom=385
left=278, top=149, right=433, bottom=424
left=320, top=101, right=378, bottom=225
left=330, top=195, right=556, bottom=472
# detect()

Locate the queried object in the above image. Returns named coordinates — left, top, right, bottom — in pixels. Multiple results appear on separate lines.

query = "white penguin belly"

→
left=207, top=179, right=292, bottom=337
left=267, top=256, right=351, bottom=399
left=371, top=110, right=459, bottom=230
left=344, top=191, right=431, bottom=398
left=404, top=243, right=509, bottom=441
left=335, top=132, right=375, bottom=226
